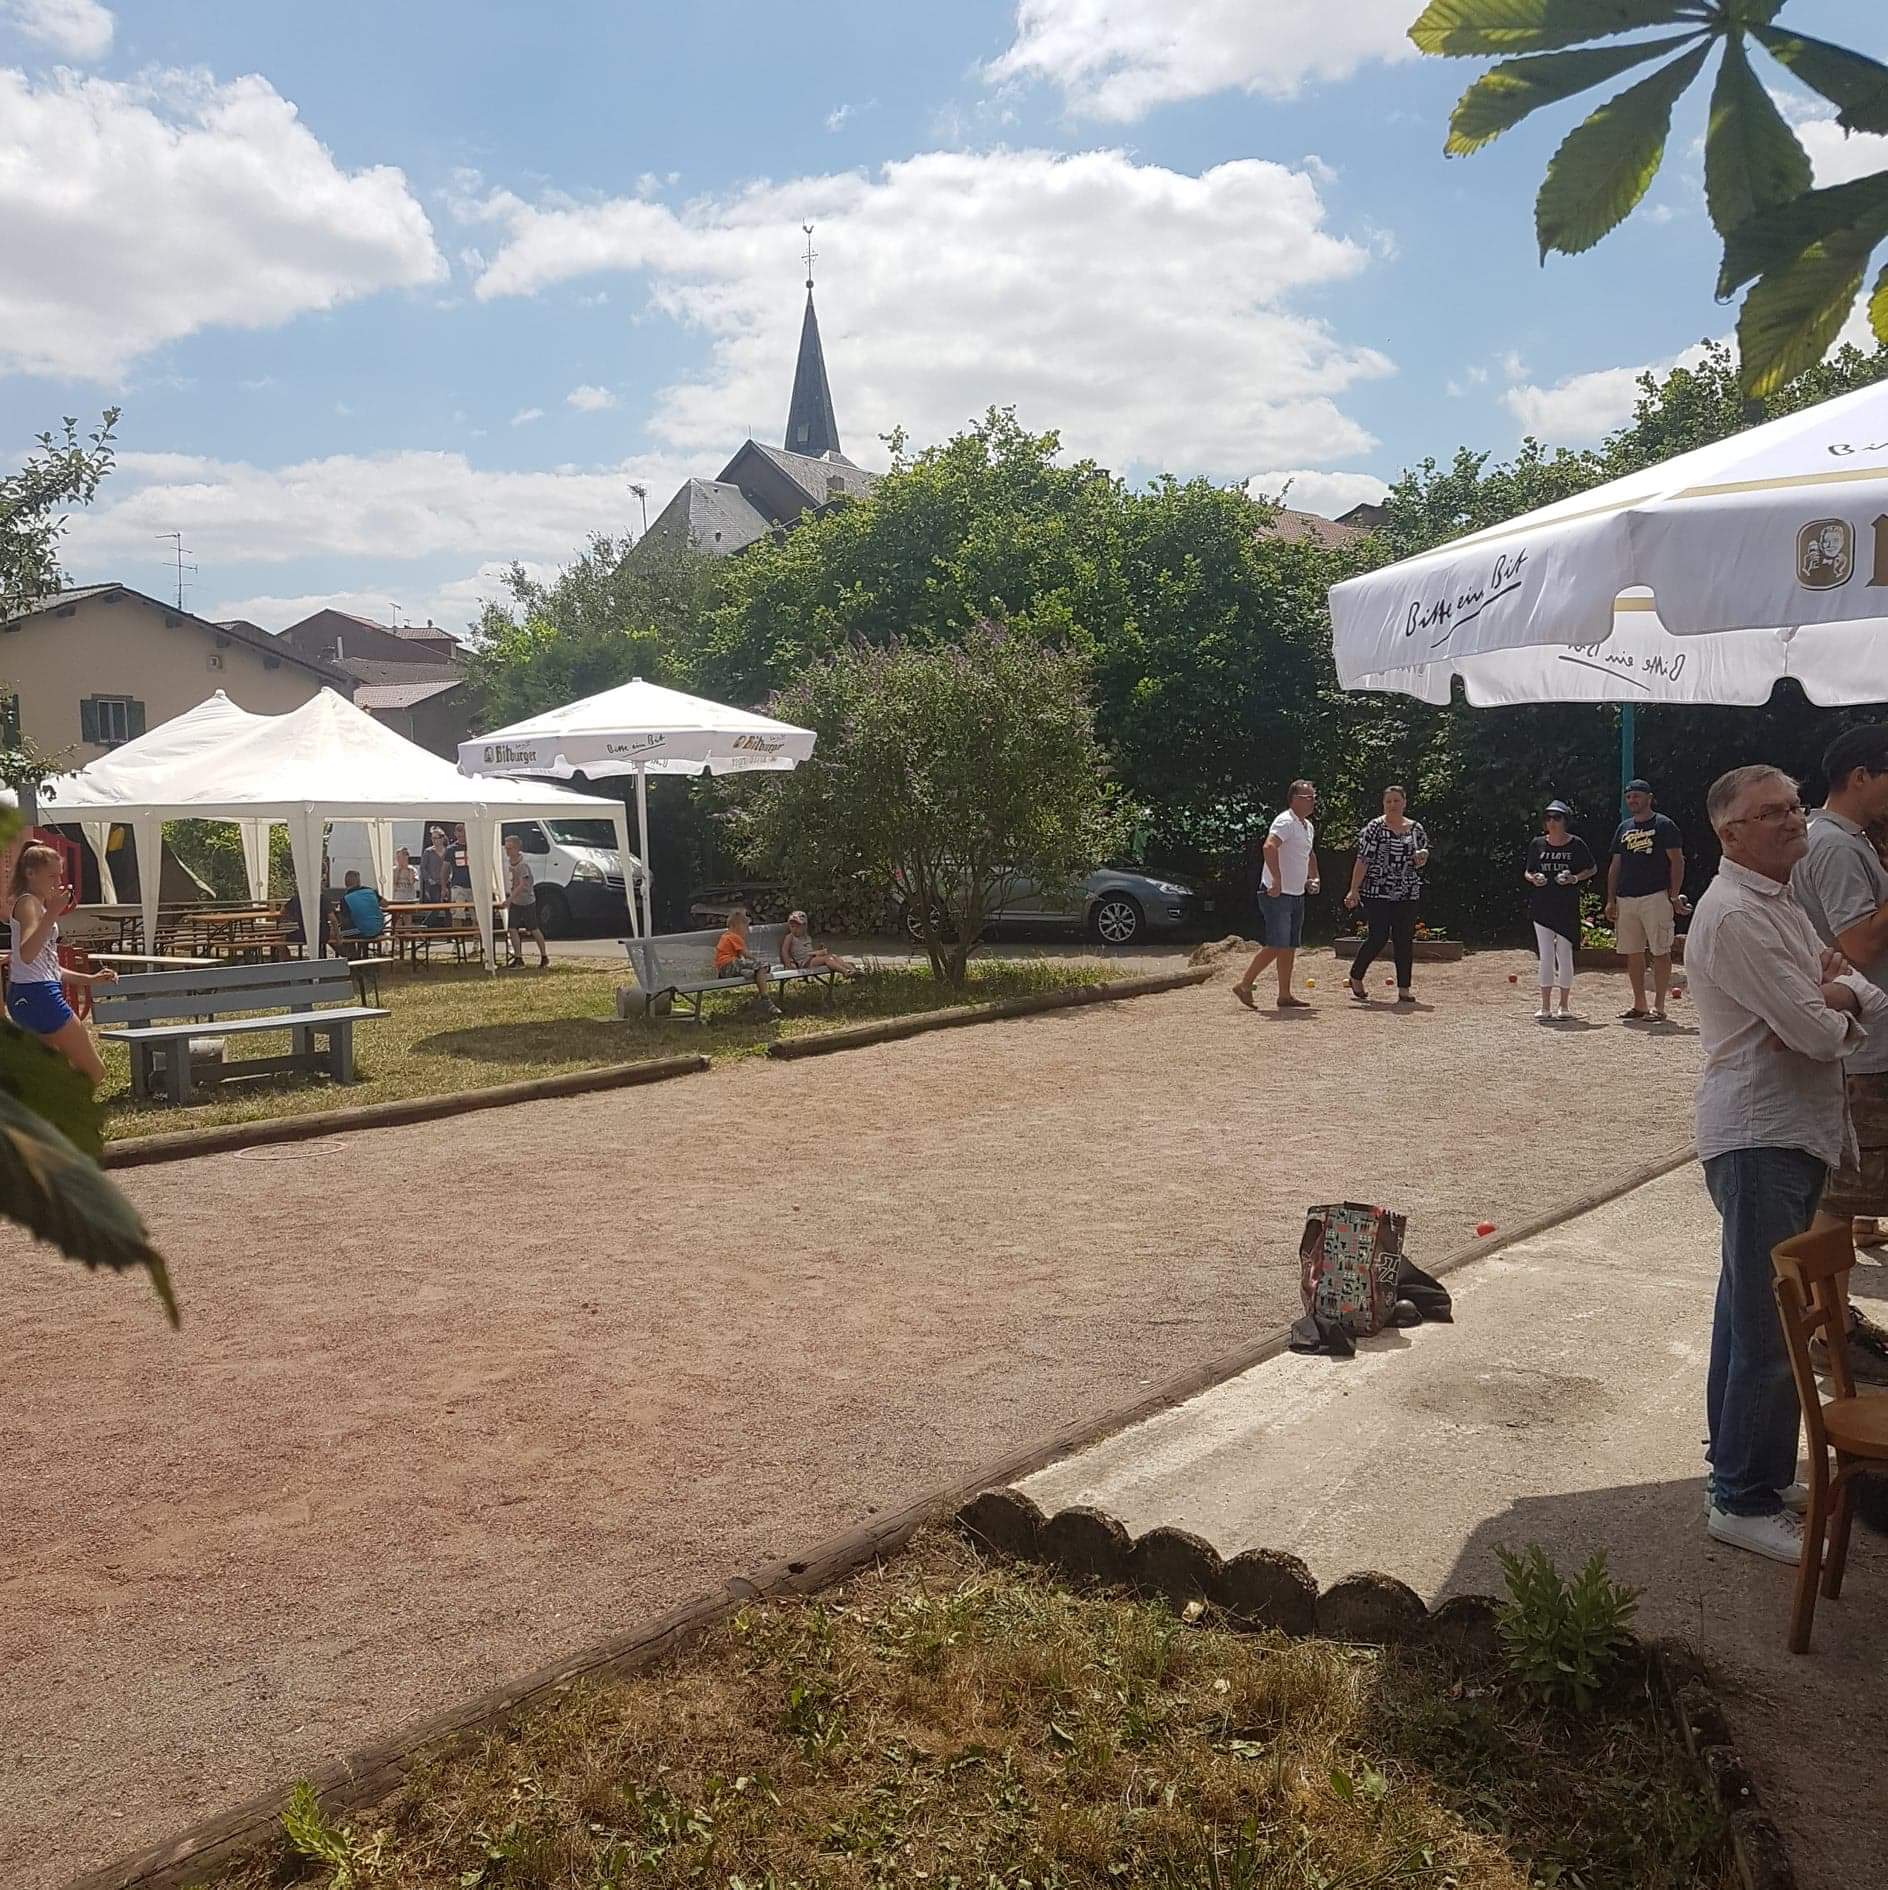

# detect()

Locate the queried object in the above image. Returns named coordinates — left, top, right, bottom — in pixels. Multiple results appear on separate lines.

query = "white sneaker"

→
left=1702, top=1480, right=1811, bottom=1518
left=1707, top=1504, right=1803, bottom=1564
left=1535, top=1006, right=1553, bottom=1021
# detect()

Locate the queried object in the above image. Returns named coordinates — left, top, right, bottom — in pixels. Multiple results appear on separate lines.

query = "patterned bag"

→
left=1299, top=1202, right=1408, bottom=1339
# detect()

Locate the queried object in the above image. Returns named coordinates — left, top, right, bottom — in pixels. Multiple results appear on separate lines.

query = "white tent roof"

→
left=39, top=689, right=268, bottom=814
left=117, top=688, right=614, bottom=820
left=49, top=688, right=639, bottom=968
left=1332, top=376, right=1888, bottom=692
left=459, top=675, right=816, bottom=780
left=1349, top=595, right=1888, bottom=709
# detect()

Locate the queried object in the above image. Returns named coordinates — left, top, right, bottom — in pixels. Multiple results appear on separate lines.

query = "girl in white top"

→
left=7, top=842, right=116, bottom=1086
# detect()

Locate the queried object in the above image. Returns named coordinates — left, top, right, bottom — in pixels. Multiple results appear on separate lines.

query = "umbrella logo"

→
left=1797, top=519, right=1854, bottom=590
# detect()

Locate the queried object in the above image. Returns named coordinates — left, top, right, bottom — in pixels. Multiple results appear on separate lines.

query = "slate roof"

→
left=643, top=477, right=773, bottom=556
left=335, top=656, right=464, bottom=688
left=784, top=288, right=841, bottom=458
left=738, top=440, right=878, bottom=506
left=355, top=677, right=465, bottom=710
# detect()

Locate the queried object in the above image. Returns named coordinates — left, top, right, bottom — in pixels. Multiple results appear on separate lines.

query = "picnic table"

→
left=387, top=900, right=496, bottom=964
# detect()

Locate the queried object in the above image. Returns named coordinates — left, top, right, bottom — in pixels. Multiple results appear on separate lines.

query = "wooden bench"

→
left=620, top=923, right=839, bottom=1023
left=94, top=959, right=391, bottom=1106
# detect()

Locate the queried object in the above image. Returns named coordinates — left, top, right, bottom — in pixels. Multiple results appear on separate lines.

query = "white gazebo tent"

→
left=39, top=689, right=274, bottom=904
left=1332, top=377, right=1888, bottom=701
left=53, top=688, right=636, bottom=969
left=459, top=676, right=818, bottom=936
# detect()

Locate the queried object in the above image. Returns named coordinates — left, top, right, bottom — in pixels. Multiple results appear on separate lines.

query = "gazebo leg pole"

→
left=635, top=764, right=653, bottom=938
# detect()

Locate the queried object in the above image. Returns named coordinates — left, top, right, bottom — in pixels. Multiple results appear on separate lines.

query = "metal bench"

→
left=95, top=959, right=391, bottom=1106
left=620, top=923, right=839, bottom=1023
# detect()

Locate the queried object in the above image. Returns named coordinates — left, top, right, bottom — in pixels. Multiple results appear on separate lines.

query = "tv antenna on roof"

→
left=154, top=532, right=197, bottom=610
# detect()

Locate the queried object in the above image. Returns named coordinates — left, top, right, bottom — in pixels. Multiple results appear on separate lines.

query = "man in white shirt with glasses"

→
left=1688, top=764, right=1888, bottom=1564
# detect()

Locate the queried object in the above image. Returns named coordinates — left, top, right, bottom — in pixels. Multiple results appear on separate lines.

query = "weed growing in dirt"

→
left=205, top=1533, right=1731, bottom=1890
left=1495, top=1544, right=1641, bottom=1713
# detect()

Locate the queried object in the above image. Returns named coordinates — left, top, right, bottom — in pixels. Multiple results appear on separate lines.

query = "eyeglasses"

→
left=1725, top=800, right=1807, bottom=828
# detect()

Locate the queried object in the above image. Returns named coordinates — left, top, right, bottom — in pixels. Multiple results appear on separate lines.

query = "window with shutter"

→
left=86, top=697, right=133, bottom=746
left=0, top=695, right=18, bottom=747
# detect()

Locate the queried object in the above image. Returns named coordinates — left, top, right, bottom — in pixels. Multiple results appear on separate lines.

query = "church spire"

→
left=784, top=224, right=842, bottom=459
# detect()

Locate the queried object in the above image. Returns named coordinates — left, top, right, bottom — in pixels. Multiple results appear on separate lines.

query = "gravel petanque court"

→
left=0, top=952, right=1704, bottom=1884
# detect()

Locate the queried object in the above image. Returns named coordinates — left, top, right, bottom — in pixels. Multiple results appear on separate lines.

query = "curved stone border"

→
left=955, top=1490, right=1447, bottom=1649
left=955, top=1492, right=1790, bottom=1885
left=765, top=967, right=1212, bottom=1059
left=66, top=1136, right=1698, bottom=1889
left=1656, top=1646, right=1797, bottom=1890
left=100, top=1054, right=711, bottom=1170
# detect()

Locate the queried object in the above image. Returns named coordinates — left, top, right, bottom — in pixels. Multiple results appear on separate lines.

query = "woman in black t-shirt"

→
left=1523, top=800, right=1597, bottom=1022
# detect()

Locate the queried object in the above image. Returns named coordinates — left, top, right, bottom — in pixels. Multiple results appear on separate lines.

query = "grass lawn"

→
left=98, top=954, right=1111, bottom=1141
left=207, top=1531, right=1731, bottom=1890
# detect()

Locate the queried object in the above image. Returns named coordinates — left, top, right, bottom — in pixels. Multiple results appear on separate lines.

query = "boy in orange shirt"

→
left=713, top=905, right=779, bottom=1017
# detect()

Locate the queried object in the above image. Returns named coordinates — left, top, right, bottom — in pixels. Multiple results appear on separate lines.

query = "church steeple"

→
left=784, top=224, right=842, bottom=460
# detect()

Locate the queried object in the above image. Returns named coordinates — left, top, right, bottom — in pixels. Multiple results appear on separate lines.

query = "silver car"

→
left=903, top=864, right=1206, bottom=947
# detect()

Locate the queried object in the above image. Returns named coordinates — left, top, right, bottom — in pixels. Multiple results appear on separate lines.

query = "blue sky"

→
left=1, top=0, right=1881, bottom=636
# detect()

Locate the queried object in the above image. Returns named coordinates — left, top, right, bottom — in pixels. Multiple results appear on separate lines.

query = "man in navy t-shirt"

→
left=1606, top=777, right=1687, bottom=1021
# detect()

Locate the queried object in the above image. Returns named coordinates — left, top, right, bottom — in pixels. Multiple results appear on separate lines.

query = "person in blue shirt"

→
left=338, top=872, right=385, bottom=948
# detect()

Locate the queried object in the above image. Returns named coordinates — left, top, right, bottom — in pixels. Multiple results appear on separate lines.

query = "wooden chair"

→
left=1771, top=1225, right=1888, bottom=1652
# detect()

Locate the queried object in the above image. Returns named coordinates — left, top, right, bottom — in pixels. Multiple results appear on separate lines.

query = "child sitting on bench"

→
left=712, top=905, right=779, bottom=1017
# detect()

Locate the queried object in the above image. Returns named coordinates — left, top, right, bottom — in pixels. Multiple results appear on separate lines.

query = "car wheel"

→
left=901, top=902, right=962, bottom=945
left=534, top=884, right=571, bottom=938
left=1090, top=894, right=1142, bottom=946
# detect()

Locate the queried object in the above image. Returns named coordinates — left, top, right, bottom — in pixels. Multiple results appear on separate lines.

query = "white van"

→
left=325, top=815, right=641, bottom=936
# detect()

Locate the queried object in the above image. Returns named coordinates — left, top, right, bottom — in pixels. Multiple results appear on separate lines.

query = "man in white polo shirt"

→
left=1234, top=780, right=1320, bottom=1012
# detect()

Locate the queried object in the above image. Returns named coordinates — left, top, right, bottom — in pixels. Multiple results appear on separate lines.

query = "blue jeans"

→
left=1260, top=893, right=1305, bottom=950
left=1702, top=1147, right=1826, bottom=1516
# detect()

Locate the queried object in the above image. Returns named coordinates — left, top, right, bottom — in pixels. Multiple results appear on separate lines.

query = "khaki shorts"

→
left=1824, top=1072, right=1888, bottom=1220
left=1614, top=892, right=1675, bottom=956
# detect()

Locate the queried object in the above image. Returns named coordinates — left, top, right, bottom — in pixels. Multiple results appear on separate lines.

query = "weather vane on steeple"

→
left=802, top=223, right=817, bottom=291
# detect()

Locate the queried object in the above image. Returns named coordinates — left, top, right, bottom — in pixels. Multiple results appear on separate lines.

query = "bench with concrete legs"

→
left=620, top=923, right=839, bottom=1023
left=94, top=959, right=390, bottom=1105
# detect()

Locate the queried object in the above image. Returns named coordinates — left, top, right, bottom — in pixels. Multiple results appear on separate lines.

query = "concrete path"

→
left=1021, top=1165, right=1888, bottom=1890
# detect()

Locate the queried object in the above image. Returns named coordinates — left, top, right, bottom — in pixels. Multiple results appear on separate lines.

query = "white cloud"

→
left=470, top=148, right=1392, bottom=476
left=0, top=66, right=444, bottom=379
left=1795, top=113, right=1888, bottom=189
left=1502, top=341, right=1712, bottom=443
left=510, top=406, right=545, bottom=426
left=2, top=0, right=113, bottom=60
left=984, top=0, right=1414, bottom=121
left=1246, top=468, right=1389, bottom=516
left=61, top=447, right=693, bottom=579
left=566, top=383, right=618, bottom=412
left=211, top=562, right=558, bottom=639
left=826, top=103, right=852, bottom=132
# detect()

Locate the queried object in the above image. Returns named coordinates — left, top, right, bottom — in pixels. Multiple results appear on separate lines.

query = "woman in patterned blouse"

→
left=1344, top=785, right=1430, bottom=1005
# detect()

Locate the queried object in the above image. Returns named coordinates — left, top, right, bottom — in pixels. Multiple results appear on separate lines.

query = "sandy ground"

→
left=1023, top=1165, right=1888, bottom=1890
left=0, top=951, right=1705, bottom=1884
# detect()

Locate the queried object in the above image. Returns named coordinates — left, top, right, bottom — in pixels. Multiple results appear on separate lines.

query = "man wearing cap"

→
left=1606, top=778, right=1687, bottom=1022
left=1790, top=723, right=1888, bottom=1384
left=1689, top=764, right=1888, bottom=1563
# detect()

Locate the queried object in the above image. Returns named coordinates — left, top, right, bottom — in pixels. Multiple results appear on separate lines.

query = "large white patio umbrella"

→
left=71, top=689, right=634, bottom=969
left=1332, top=376, right=1888, bottom=697
left=460, top=677, right=817, bottom=936
left=39, top=689, right=273, bottom=903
